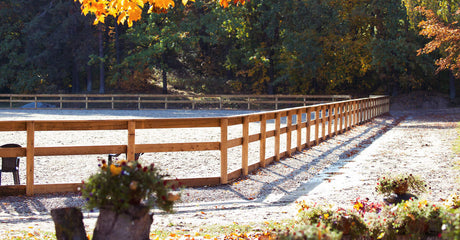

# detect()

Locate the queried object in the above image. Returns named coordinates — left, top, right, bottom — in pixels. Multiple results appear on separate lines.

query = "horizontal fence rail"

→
left=0, top=96, right=389, bottom=196
left=0, top=94, right=351, bottom=110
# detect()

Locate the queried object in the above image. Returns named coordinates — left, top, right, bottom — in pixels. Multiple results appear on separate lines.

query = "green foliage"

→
left=81, top=158, right=177, bottom=213
left=0, top=0, right=453, bottom=95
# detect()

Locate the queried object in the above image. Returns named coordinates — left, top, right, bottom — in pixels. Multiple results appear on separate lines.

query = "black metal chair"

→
left=0, top=144, right=21, bottom=185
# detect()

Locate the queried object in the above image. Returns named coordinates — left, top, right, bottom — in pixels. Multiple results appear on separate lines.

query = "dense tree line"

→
left=0, top=0, right=457, bottom=96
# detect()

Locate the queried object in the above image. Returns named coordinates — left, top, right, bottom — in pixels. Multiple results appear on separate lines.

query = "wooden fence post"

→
left=368, top=99, right=372, bottom=120
left=138, top=96, right=141, bottom=110
left=372, top=98, right=375, bottom=118
left=357, top=101, right=362, bottom=124
left=127, top=121, right=135, bottom=162
left=366, top=98, right=372, bottom=121
left=260, top=114, right=266, bottom=168
left=333, top=104, right=338, bottom=136
left=220, top=118, right=228, bottom=184
left=192, top=96, right=195, bottom=110
left=242, top=116, right=249, bottom=176
left=327, top=104, right=332, bottom=138
left=339, top=103, right=344, bottom=133
left=306, top=107, right=311, bottom=148
left=352, top=101, right=358, bottom=126
left=362, top=100, right=366, bottom=122
left=26, top=121, right=35, bottom=196
left=344, top=102, right=349, bottom=130
left=286, top=111, right=292, bottom=156
left=315, top=107, right=320, bottom=145
left=296, top=109, right=302, bottom=151
left=275, top=112, right=281, bottom=161
left=320, top=106, right=325, bottom=140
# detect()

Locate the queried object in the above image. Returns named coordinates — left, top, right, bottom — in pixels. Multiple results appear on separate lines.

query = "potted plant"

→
left=376, top=173, right=426, bottom=204
left=81, top=157, right=179, bottom=240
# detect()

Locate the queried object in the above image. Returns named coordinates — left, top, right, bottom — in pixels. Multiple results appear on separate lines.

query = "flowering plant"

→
left=296, top=201, right=368, bottom=237
left=376, top=173, right=426, bottom=196
left=352, top=197, right=383, bottom=217
left=277, top=223, right=342, bottom=240
left=443, top=192, right=460, bottom=209
left=81, top=157, right=179, bottom=213
left=382, top=199, right=443, bottom=237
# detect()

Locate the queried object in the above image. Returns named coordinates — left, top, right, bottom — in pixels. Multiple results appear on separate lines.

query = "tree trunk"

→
left=115, top=23, right=120, bottom=65
left=98, top=25, right=105, bottom=94
left=162, top=52, right=168, bottom=94
left=92, top=205, right=153, bottom=240
left=450, top=70, right=456, bottom=101
left=267, top=50, right=275, bottom=95
left=87, top=64, right=92, bottom=92
left=72, top=60, right=80, bottom=93
left=162, top=68, right=168, bottom=94
left=51, top=207, right=88, bottom=240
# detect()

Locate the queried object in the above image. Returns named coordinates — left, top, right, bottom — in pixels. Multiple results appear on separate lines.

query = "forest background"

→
left=0, top=0, right=458, bottom=100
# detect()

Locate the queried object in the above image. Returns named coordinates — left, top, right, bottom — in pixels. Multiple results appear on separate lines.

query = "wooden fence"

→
left=0, top=94, right=350, bottom=110
left=0, top=96, right=389, bottom=196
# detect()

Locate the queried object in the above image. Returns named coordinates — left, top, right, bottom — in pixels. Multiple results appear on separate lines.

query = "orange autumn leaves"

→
left=417, top=6, right=460, bottom=77
left=77, top=0, right=248, bottom=27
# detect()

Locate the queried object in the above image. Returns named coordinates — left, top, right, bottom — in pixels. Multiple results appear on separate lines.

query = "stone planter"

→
left=92, top=204, right=153, bottom=240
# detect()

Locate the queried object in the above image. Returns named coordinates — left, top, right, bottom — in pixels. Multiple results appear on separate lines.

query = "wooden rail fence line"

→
left=0, top=94, right=351, bottom=110
left=0, top=96, right=389, bottom=196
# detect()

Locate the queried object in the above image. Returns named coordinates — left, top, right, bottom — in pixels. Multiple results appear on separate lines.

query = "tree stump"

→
left=92, top=205, right=153, bottom=240
left=51, top=207, right=88, bottom=240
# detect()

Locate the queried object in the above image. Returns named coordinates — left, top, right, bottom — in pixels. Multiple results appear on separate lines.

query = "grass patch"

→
left=2, top=229, right=56, bottom=240
left=150, top=219, right=295, bottom=239
left=2, top=220, right=293, bottom=240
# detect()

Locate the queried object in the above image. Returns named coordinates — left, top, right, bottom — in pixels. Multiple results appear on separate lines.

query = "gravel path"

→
left=0, top=108, right=459, bottom=237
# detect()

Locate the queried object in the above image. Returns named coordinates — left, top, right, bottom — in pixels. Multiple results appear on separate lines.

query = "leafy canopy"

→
left=77, top=0, right=247, bottom=26
left=417, top=6, right=460, bottom=77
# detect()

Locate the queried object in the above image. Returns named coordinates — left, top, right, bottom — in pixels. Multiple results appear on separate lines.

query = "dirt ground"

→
left=0, top=92, right=459, bottom=238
